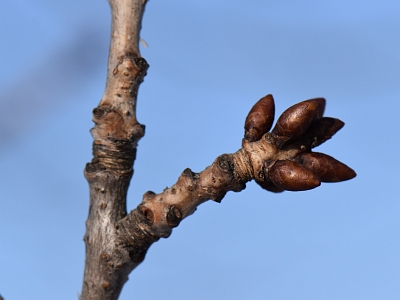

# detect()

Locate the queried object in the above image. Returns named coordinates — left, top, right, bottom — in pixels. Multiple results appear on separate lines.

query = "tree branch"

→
left=81, top=2, right=356, bottom=300
left=81, top=0, right=148, bottom=299
left=118, top=104, right=355, bottom=249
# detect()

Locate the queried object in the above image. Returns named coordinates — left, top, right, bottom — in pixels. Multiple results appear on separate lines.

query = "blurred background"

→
left=1, top=0, right=399, bottom=299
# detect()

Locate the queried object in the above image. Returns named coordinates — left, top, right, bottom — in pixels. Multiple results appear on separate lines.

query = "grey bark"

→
left=81, top=1, right=149, bottom=299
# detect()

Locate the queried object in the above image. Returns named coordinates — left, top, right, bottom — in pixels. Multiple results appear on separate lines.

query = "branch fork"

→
left=80, top=1, right=356, bottom=299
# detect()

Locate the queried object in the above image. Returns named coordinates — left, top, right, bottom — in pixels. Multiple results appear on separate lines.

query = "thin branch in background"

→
left=0, top=26, right=107, bottom=143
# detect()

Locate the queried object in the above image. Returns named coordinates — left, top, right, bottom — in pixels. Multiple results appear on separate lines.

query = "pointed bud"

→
left=295, top=152, right=356, bottom=182
left=269, top=160, right=321, bottom=191
left=244, top=94, right=275, bottom=142
left=312, top=98, right=326, bottom=120
left=302, top=117, right=344, bottom=148
left=271, top=100, right=319, bottom=148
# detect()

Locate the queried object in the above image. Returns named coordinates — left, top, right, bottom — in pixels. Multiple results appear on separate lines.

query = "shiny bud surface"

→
left=312, top=98, right=326, bottom=120
left=295, top=152, right=356, bottom=182
left=269, top=160, right=321, bottom=191
left=244, top=94, right=275, bottom=142
left=271, top=100, right=319, bottom=148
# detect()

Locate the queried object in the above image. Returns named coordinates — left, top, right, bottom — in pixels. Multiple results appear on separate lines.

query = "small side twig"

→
left=118, top=95, right=355, bottom=251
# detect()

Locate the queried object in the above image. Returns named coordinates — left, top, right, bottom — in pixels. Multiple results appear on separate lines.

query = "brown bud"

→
left=295, top=152, right=356, bottom=182
left=244, top=94, right=275, bottom=142
left=302, top=117, right=344, bottom=148
left=271, top=100, right=319, bottom=148
left=268, top=160, right=321, bottom=191
left=256, top=179, right=284, bottom=193
left=312, top=98, right=326, bottom=120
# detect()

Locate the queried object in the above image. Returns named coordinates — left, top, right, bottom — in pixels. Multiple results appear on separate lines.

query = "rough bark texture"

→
left=81, top=0, right=148, bottom=299
left=81, top=1, right=356, bottom=299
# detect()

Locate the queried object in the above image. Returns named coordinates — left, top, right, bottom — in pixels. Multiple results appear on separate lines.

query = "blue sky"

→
left=0, top=0, right=399, bottom=299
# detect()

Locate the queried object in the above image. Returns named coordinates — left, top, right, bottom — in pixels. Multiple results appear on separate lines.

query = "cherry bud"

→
left=312, top=98, right=326, bottom=120
left=295, top=152, right=356, bottom=182
left=302, top=117, right=344, bottom=148
left=271, top=100, right=319, bottom=148
left=256, top=178, right=284, bottom=193
left=244, top=94, right=275, bottom=142
left=269, top=160, right=321, bottom=191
